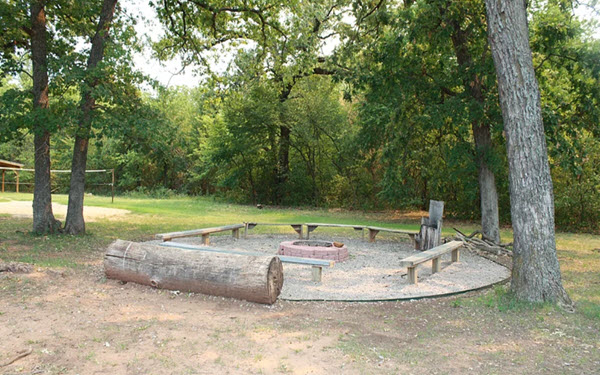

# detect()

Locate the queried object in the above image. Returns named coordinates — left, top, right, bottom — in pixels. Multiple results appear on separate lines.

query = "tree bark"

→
left=449, top=15, right=501, bottom=244
left=104, top=240, right=284, bottom=304
left=31, top=0, right=59, bottom=234
left=485, top=0, right=571, bottom=304
left=64, top=0, right=118, bottom=235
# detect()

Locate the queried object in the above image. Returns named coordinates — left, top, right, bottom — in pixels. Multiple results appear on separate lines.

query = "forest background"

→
left=1, top=0, right=599, bottom=233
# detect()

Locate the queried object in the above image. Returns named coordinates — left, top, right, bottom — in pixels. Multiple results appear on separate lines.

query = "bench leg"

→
left=202, top=234, right=210, bottom=246
left=409, top=234, right=417, bottom=249
left=244, top=223, right=248, bottom=239
left=232, top=228, right=240, bottom=239
left=312, top=266, right=322, bottom=282
left=291, top=225, right=303, bottom=239
left=452, top=248, right=460, bottom=262
left=300, top=225, right=304, bottom=239
left=368, top=229, right=379, bottom=243
left=432, top=257, right=441, bottom=274
left=408, top=266, right=418, bottom=284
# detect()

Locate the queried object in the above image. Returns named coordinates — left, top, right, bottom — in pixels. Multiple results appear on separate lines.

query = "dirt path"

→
left=0, top=200, right=129, bottom=222
left=1, top=266, right=598, bottom=375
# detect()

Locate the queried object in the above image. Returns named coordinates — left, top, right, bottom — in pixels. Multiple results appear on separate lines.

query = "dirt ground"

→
left=0, top=200, right=129, bottom=222
left=1, top=264, right=599, bottom=375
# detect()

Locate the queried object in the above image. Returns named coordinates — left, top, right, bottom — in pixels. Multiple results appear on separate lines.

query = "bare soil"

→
left=0, top=200, right=129, bottom=222
left=1, top=264, right=599, bottom=375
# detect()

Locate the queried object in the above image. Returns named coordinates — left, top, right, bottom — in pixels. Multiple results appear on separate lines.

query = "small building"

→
left=0, top=159, right=24, bottom=192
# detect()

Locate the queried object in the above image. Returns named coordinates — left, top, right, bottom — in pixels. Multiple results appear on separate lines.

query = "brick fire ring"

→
left=278, top=240, right=349, bottom=262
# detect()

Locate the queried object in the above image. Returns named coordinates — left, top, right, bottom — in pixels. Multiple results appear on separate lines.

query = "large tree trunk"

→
left=31, top=1, right=59, bottom=234
left=104, top=240, right=284, bottom=304
left=485, top=0, right=571, bottom=304
left=64, top=0, right=118, bottom=235
left=449, top=16, right=501, bottom=244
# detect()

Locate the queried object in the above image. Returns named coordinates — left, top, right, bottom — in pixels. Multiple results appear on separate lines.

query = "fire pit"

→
left=278, top=240, right=349, bottom=262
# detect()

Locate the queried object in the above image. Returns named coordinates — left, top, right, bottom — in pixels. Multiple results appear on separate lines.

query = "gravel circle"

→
left=149, top=234, right=510, bottom=301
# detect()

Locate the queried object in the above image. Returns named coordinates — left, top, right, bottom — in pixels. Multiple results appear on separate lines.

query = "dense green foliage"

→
left=1, top=0, right=599, bottom=231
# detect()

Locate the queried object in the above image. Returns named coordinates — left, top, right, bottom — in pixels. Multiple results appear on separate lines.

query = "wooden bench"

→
left=160, top=241, right=334, bottom=282
left=156, top=224, right=245, bottom=245
left=399, top=241, right=462, bottom=284
left=244, top=222, right=304, bottom=239
left=305, top=223, right=366, bottom=240
left=366, top=226, right=419, bottom=247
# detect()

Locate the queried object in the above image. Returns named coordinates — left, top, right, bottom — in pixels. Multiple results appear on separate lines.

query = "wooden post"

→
left=452, top=248, right=460, bottom=262
left=408, top=267, right=417, bottom=284
left=1, top=170, right=4, bottom=192
left=15, top=170, right=19, bottom=193
left=409, top=234, right=416, bottom=248
left=232, top=228, right=240, bottom=239
left=311, top=266, right=322, bottom=282
left=111, top=169, right=115, bottom=203
left=368, top=229, right=379, bottom=243
left=244, top=222, right=248, bottom=239
left=432, top=257, right=441, bottom=273
left=202, top=234, right=210, bottom=245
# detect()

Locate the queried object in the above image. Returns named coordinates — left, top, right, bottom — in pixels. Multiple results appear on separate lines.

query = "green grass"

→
left=1, top=191, right=599, bottom=318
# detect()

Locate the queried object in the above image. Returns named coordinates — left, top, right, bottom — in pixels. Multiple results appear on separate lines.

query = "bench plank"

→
left=159, top=241, right=334, bottom=268
left=399, top=241, right=462, bottom=267
left=305, top=223, right=365, bottom=229
left=156, top=224, right=245, bottom=241
left=366, top=226, right=419, bottom=244
left=399, top=241, right=463, bottom=285
left=244, top=222, right=304, bottom=239
left=305, top=223, right=366, bottom=240
left=367, top=226, right=418, bottom=235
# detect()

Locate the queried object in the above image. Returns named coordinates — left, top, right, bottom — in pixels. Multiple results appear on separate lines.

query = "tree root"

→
left=0, top=347, right=33, bottom=367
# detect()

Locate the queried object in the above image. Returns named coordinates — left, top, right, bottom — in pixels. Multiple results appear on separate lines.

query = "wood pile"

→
left=452, top=228, right=513, bottom=257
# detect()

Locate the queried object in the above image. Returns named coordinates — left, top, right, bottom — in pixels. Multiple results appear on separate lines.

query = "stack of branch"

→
left=452, top=228, right=513, bottom=257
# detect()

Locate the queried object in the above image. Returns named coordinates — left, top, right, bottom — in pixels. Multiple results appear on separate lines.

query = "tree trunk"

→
left=485, top=0, right=571, bottom=304
left=274, top=82, right=294, bottom=204
left=473, top=123, right=501, bottom=243
left=104, top=240, right=284, bottom=304
left=449, top=16, right=501, bottom=244
left=31, top=1, right=59, bottom=234
left=64, top=0, right=118, bottom=235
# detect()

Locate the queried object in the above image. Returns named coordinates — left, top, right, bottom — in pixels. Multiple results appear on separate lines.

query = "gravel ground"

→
left=149, top=233, right=510, bottom=301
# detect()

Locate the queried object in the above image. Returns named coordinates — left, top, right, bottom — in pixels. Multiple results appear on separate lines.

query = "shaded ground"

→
left=0, top=200, right=129, bottom=222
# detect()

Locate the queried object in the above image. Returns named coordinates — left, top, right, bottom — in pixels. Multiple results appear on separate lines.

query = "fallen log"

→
left=104, top=240, right=283, bottom=304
